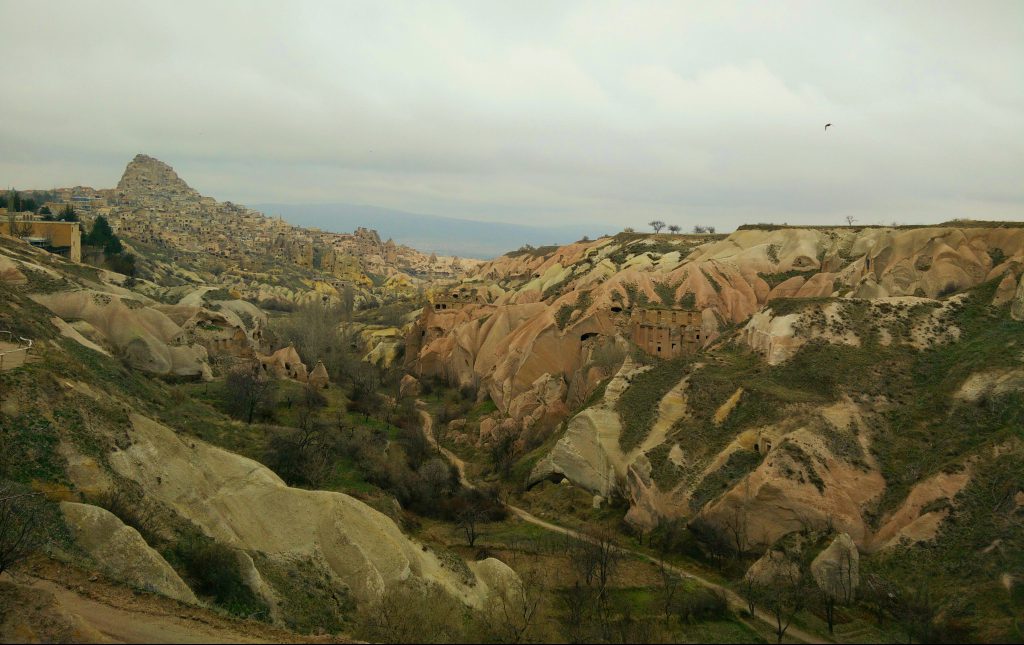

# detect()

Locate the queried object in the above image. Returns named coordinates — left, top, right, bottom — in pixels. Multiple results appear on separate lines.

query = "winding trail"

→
left=417, top=403, right=474, bottom=489
left=10, top=575, right=334, bottom=644
left=503, top=505, right=825, bottom=644
left=416, top=399, right=827, bottom=645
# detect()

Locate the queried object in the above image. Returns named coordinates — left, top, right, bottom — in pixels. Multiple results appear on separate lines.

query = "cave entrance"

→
left=526, top=472, right=566, bottom=490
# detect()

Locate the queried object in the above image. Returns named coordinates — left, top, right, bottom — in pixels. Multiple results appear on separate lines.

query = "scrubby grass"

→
left=467, top=398, right=497, bottom=421
left=654, top=280, right=681, bottom=307
left=616, top=357, right=691, bottom=451
left=168, top=531, right=269, bottom=619
left=689, top=450, right=763, bottom=511
left=664, top=348, right=794, bottom=486
left=861, top=280, right=1024, bottom=516
left=504, top=244, right=560, bottom=258
left=819, top=420, right=868, bottom=469
left=0, top=411, right=68, bottom=484
left=775, top=441, right=825, bottom=493
left=647, top=443, right=683, bottom=491
left=255, top=553, right=353, bottom=633
left=864, top=445, right=1024, bottom=642
left=766, top=296, right=834, bottom=317
left=758, top=269, right=815, bottom=288
left=554, top=290, right=593, bottom=331
left=701, top=268, right=722, bottom=293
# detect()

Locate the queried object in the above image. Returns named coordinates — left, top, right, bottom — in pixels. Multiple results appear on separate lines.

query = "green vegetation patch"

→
left=819, top=421, right=868, bottom=469
left=757, top=269, right=814, bottom=289
left=505, top=244, right=560, bottom=258
left=667, top=345, right=832, bottom=487
left=203, top=287, right=233, bottom=301
left=647, top=443, right=684, bottom=491
left=701, top=268, right=722, bottom=293
left=255, top=553, right=353, bottom=633
left=865, top=444, right=1024, bottom=642
left=554, top=290, right=593, bottom=331
left=167, top=530, right=269, bottom=619
left=689, top=449, right=763, bottom=511
left=654, top=280, right=681, bottom=307
left=616, top=357, right=691, bottom=451
left=0, top=411, right=67, bottom=484
left=765, top=296, right=834, bottom=317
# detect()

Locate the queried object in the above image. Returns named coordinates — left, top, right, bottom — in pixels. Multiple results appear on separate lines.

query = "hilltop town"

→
left=10, top=154, right=474, bottom=300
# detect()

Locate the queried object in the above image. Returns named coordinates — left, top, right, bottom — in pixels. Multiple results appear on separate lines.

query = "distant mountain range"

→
left=252, top=202, right=604, bottom=259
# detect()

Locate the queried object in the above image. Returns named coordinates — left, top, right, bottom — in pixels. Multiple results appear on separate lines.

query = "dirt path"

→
left=504, top=505, right=827, bottom=644
left=417, top=403, right=474, bottom=489
left=416, top=399, right=826, bottom=644
left=3, top=561, right=345, bottom=644
left=22, top=578, right=274, bottom=643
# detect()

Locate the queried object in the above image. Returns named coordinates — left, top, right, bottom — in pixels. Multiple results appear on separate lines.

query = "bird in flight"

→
left=825, top=123, right=832, bottom=131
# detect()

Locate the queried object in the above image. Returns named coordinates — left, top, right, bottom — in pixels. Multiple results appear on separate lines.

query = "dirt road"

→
left=504, top=504, right=827, bottom=644
left=2, top=566, right=343, bottom=644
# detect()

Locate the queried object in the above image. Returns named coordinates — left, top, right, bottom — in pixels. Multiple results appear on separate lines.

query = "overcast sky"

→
left=1, top=1, right=1022, bottom=230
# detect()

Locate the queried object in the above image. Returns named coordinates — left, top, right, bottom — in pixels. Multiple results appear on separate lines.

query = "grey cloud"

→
left=1, top=0, right=1021, bottom=232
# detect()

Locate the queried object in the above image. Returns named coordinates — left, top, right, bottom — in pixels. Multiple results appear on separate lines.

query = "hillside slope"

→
left=405, top=223, right=1024, bottom=640
left=0, top=234, right=517, bottom=634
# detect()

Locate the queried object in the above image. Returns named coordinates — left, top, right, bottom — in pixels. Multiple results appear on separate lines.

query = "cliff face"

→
left=409, top=225, right=1024, bottom=419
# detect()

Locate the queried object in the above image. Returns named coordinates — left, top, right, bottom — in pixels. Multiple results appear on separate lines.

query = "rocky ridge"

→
left=407, top=224, right=1024, bottom=556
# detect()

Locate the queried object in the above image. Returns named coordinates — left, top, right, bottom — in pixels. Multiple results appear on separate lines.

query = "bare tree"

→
left=751, top=551, right=810, bottom=644
left=648, top=220, right=666, bottom=233
left=271, top=301, right=343, bottom=367
left=592, top=533, right=622, bottom=601
left=845, top=215, right=857, bottom=227
left=658, top=556, right=682, bottom=626
left=668, top=224, right=681, bottom=234
left=740, top=574, right=759, bottom=617
left=688, top=515, right=732, bottom=569
left=816, top=541, right=858, bottom=634
left=693, top=225, right=707, bottom=234
left=5, top=209, right=33, bottom=238
left=0, top=484, right=47, bottom=576
left=358, top=582, right=464, bottom=643
left=707, top=225, right=716, bottom=234
left=861, top=573, right=900, bottom=626
left=569, top=531, right=622, bottom=601
left=559, top=581, right=596, bottom=642
left=723, top=503, right=749, bottom=557
left=456, top=504, right=485, bottom=547
left=224, top=361, right=276, bottom=424
left=341, top=284, right=355, bottom=322
left=895, top=584, right=938, bottom=644
left=569, top=536, right=599, bottom=587
left=482, top=566, right=547, bottom=644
